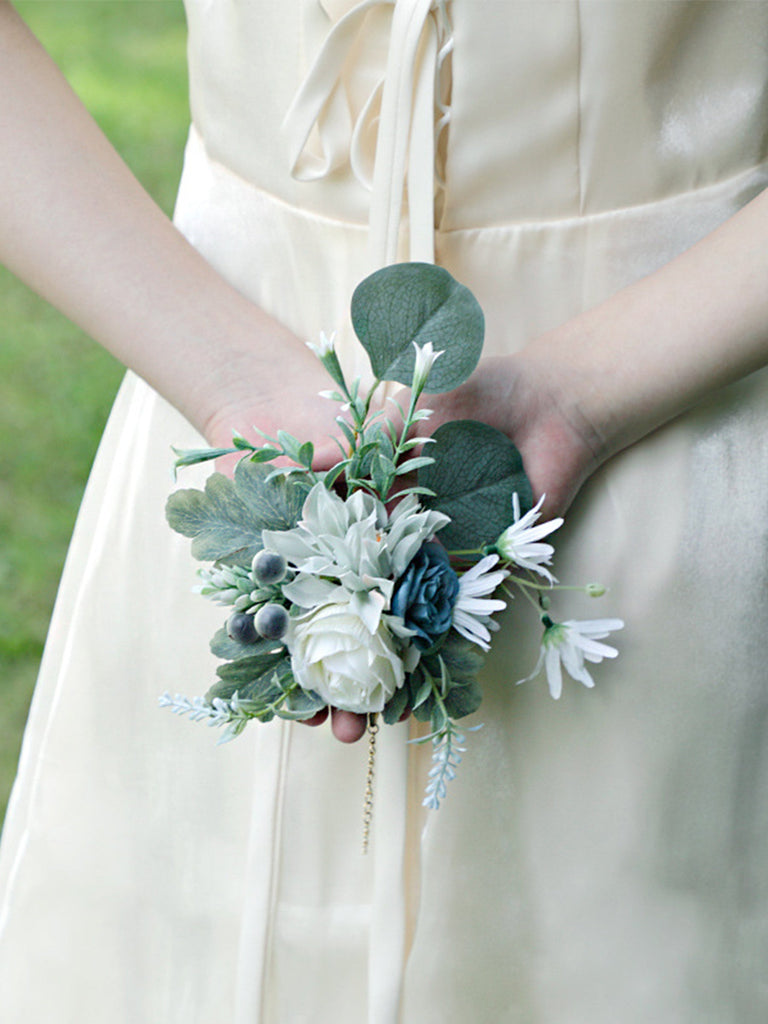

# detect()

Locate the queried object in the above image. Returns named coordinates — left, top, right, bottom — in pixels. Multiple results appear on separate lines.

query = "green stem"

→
left=511, top=575, right=590, bottom=594
left=503, top=580, right=542, bottom=615
left=358, top=377, right=383, bottom=427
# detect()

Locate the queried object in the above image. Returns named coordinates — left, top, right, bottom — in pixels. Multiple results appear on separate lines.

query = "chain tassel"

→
left=362, top=713, right=379, bottom=855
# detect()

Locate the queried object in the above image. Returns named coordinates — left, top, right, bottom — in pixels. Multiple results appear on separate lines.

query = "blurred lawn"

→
left=0, top=1, right=189, bottom=823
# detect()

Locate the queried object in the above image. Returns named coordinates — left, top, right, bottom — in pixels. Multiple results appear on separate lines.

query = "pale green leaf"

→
left=394, top=455, right=434, bottom=475
left=418, top=420, right=533, bottom=550
left=166, top=461, right=310, bottom=565
left=209, top=626, right=282, bottom=663
left=351, top=263, right=484, bottom=392
left=247, top=446, right=282, bottom=463
left=411, top=673, right=433, bottom=710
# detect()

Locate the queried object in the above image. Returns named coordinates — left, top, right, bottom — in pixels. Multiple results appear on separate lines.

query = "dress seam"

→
left=187, top=121, right=768, bottom=238
left=442, top=155, right=768, bottom=236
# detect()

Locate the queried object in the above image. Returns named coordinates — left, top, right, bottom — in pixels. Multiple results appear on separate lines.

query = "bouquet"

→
left=161, top=263, right=623, bottom=813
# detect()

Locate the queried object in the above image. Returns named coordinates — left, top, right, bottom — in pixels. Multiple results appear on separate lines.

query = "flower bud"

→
left=586, top=582, right=606, bottom=598
left=306, top=331, right=346, bottom=389
left=411, top=341, right=444, bottom=394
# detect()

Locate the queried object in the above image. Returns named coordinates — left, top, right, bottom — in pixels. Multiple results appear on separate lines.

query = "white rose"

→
left=287, top=599, right=405, bottom=713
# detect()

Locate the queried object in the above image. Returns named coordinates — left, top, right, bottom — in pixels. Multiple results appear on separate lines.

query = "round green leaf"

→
left=418, top=421, right=533, bottom=550
left=351, top=263, right=484, bottom=393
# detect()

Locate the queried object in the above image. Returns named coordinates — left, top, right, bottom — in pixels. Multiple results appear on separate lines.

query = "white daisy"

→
left=518, top=617, right=624, bottom=699
left=451, top=554, right=508, bottom=650
left=495, top=493, right=563, bottom=583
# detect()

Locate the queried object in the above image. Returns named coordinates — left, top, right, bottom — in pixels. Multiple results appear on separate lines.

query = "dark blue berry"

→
left=255, top=604, right=289, bottom=640
left=227, top=612, right=258, bottom=643
left=252, top=550, right=287, bottom=585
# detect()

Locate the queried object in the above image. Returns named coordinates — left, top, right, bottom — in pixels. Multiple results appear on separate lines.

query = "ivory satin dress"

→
left=2, top=2, right=768, bottom=1021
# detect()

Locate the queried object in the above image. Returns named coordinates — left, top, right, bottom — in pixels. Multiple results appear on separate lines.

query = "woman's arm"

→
left=430, top=186, right=768, bottom=517
left=0, top=1, right=336, bottom=452
left=1, top=2, right=364, bottom=739
left=6, top=0, right=767, bottom=503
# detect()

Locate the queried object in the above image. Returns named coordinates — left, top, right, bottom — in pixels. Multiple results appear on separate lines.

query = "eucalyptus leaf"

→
left=382, top=683, right=410, bottom=724
left=433, top=631, right=486, bottom=686
left=351, top=263, right=484, bottom=393
left=411, top=699, right=433, bottom=724
left=418, top=420, right=533, bottom=550
left=442, top=677, right=483, bottom=719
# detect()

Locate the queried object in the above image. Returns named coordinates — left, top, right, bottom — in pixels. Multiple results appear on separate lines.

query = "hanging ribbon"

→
left=283, top=0, right=452, bottom=266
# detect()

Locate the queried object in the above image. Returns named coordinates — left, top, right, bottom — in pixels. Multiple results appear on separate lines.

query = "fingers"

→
left=297, top=706, right=365, bottom=742
left=330, top=708, right=368, bottom=743
left=302, top=707, right=329, bottom=728
left=300, top=706, right=410, bottom=740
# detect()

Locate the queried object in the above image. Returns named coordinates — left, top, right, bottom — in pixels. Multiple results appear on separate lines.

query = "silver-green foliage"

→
left=351, top=263, right=484, bottom=393
left=418, top=420, right=533, bottom=550
left=166, top=461, right=312, bottom=567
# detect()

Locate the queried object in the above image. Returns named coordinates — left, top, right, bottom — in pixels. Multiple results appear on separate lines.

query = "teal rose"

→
left=391, top=541, right=459, bottom=651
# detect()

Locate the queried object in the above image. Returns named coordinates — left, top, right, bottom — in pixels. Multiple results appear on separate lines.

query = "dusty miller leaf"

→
left=166, top=461, right=311, bottom=565
left=209, top=627, right=281, bottom=663
left=207, top=651, right=289, bottom=704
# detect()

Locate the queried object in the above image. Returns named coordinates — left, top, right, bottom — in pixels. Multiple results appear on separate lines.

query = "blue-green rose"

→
left=391, top=541, right=459, bottom=650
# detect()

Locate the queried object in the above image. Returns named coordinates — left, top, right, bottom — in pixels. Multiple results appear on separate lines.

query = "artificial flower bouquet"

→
left=161, top=263, right=623, bottom=810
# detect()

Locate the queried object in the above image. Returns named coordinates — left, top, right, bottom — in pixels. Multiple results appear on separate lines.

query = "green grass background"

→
left=0, top=0, right=189, bottom=824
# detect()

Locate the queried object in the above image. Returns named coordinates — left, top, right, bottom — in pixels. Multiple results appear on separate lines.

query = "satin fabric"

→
left=2, top=2, right=768, bottom=1021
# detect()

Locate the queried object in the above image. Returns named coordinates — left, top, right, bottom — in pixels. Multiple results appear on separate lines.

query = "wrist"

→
left=515, top=328, right=614, bottom=470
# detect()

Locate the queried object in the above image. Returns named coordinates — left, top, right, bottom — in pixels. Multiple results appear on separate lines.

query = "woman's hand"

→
left=429, top=180, right=768, bottom=523
left=199, top=317, right=341, bottom=465
left=423, top=346, right=606, bottom=519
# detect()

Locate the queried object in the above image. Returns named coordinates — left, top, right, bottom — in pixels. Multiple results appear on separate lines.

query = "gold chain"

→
left=361, top=713, right=379, bottom=855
